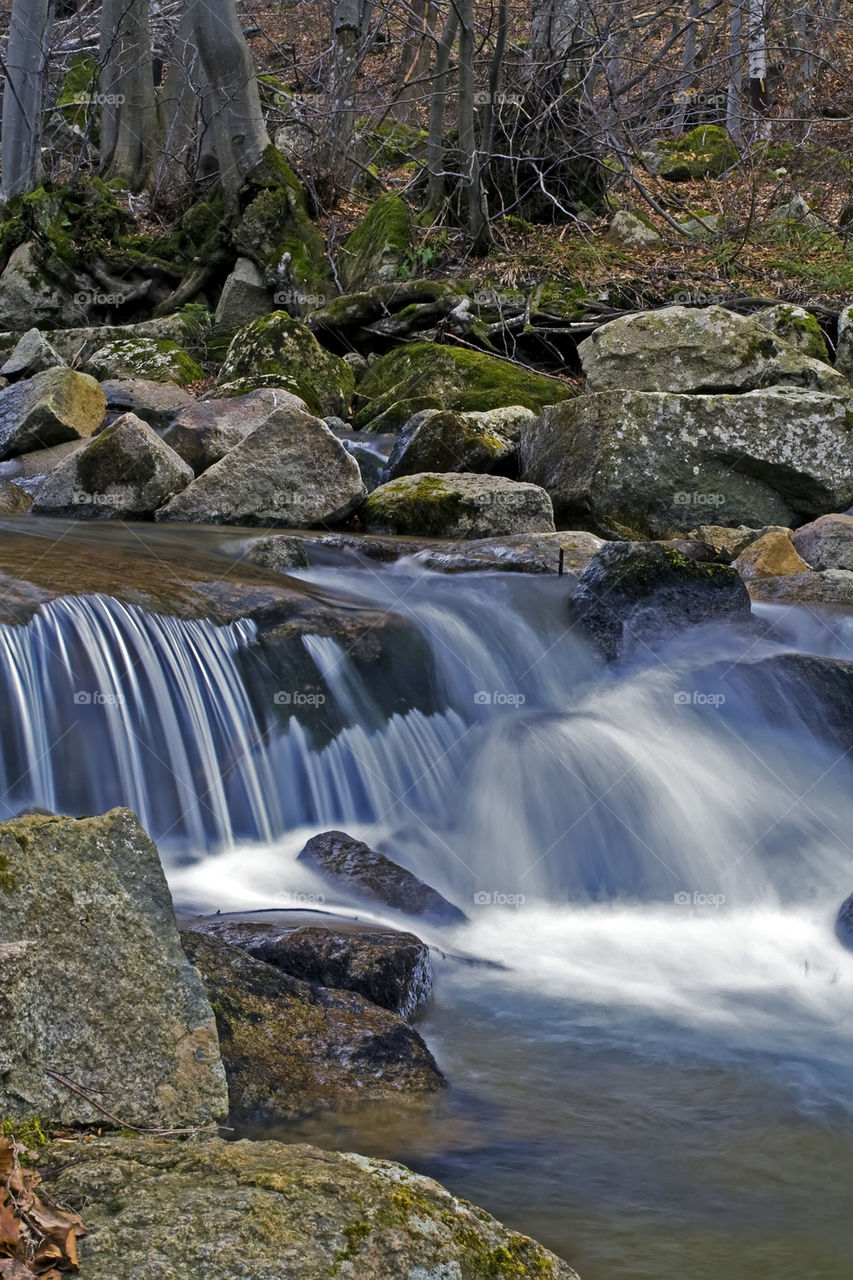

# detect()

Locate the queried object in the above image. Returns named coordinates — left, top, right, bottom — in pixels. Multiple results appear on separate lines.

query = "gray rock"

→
left=214, top=256, right=274, bottom=330
left=181, top=930, right=444, bottom=1121
left=50, top=1135, right=578, bottom=1280
left=605, top=209, right=662, bottom=248
left=362, top=472, right=556, bottom=539
left=520, top=388, right=853, bottom=538
left=246, top=533, right=311, bottom=571
left=156, top=407, right=367, bottom=526
left=0, top=439, right=87, bottom=498
left=752, top=304, right=830, bottom=362
left=836, top=893, right=853, bottom=948
left=792, top=512, right=853, bottom=569
left=0, top=243, right=76, bottom=330
left=0, top=367, right=106, bottom=460
left=768, top=193, right=821, bottom=229
left=162, top=387, right=310, bottom=474
left=0, top=809, right=227, bottom=1128
left=0, top=327, right=65, bottom=380
left=745, top=568, right=853, bottom=606
left=85, top=338, right=203, bottom=387
left=578, top=305, right=847, bottom=394
left=32, top=412, right=194, bottom=519
left=192, top=920, right=433, bottom=1018
left=571, top=540, right=752, bottom=660
left=386, top=407, right=523, bottom=480
left=100, top=378, right=193, bottom=431
left=836, top=303, right=853, bottom=383
left=298, top=830, right=468, bottom=924
left=0, top=478, right=33, bottom=513
left=414, top=530, right=603, bottom=574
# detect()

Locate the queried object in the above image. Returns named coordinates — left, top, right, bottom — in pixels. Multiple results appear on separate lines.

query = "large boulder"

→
left=85, top=338, right=203, bottom=387
left=181, top=931, right=444, bottom=1121
left=0, top=809, right=227, bottom=1128
left=791, top=512, right=853, bottom=570
left=0, top=327, right=65, bottom=380
left=162, top=387, right=310, bottom=474
left=571, top=541, right=752, bottom=660
left=298, top=830, right=467, bottom=924
left=0, top=367, right=106, bottom=460
left=353, top=341, right=570, bottom=430
left=32, top=412, right=194, bottom=519
left=520, top=388, right=853, bottom=538
left=50, top=1135, right=579, bottom=1280
left=0, top=243, right=75, bottom=330
left=156, top=407, right=366, bottom=526
left=578, top=306, right=847, bottom=394
left=193, top=921, right=433, bottom=1018
left=339, top=194, right=414, bottom=292
left=100, top=378, right=193, bottom=432
left=362, top=472, right=556, bottom=539
left=385, top=407, right=525, bottom=479
left=217, top=312, right=354, bottom=418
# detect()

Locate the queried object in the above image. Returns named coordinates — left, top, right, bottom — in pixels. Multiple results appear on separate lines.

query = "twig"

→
left=44, top=1069, right=222, bottom=1138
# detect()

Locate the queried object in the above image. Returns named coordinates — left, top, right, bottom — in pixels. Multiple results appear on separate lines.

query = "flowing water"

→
left=1, top=525, right=851, bottom=1278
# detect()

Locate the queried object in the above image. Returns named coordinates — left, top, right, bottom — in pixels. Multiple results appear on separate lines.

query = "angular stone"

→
left=0, top=478, right=33, bottom=514
left=0, top=328, right=65, bottom=380
left=162, top=387, right=309, bottom=474
left=85, top=338, right=203, bottom=387
left=214, top=256, right=274, bottom=330
left=0, top=809, right=227, bottom=1128
left=0, top=367, right=106, bottom=460
left=100, top=378, right=193, bottom=431
left=362, top=472, right=555, bottom=539
left=0, top=243, right=71, bottom=330
left=791, top=512, right=853, bottom=570
left=385, top=407, right=522, bottom=479
left=733, top=529, right=810, bottom=579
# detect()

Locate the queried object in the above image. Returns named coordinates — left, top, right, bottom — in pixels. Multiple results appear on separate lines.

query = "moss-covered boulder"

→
left=354, top=342, right=570, bottom=430
left=655, top=125, right=738, bottom=181
left=181, top=930, right=444, bottom=1122
left=49, top=1135, right=579, bottom=1280
left=32, top=412, right=193, bottom=519
left=386, top=406, right=524, bottom=479
left=340, top=194, right=414, bottom=292
left=605, top=209, right=662, bottom=248
left=362, top=472, right=556, bottom=539
left=85, top=338, right=203, bottom=387
left=0, top=367, right=105, bottom=460
left=0, top=809, right=227, bottom=1128
left=217, top=312, right=355, bottom=417
left=752, top=303, right=830, bottom=363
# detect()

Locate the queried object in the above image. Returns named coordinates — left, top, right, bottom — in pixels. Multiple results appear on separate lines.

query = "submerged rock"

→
left=162, top=387, right=310, bottom=475
left=0, top=809, right=227, bottom=1128
left=181, top=931, right=444, bottom=1121
left=0, top=367, right=106, bottom=460
left=49, top=1135, right=579, bottom=1280
left=571, top=541, right=752, bottom=661
left=193, top=921, right=433, bottom=1018
left=414, top=530, right=603, bottom=574
left=362, top=472, right=556, bottom=539
left=298, top=830, right=468, bottom=924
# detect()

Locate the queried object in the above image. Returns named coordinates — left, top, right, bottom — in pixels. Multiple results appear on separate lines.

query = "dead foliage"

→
left=0, top=1138, right=86, bottom=1278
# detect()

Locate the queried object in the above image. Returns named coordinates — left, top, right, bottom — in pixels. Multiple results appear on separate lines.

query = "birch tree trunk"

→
left=99, top=0, right=158, bottom=188
left=747, top=0, right=771, bottom=138
left=727, top=0, right=745, bottom=143
left=0, top=0, right=56, bottom=202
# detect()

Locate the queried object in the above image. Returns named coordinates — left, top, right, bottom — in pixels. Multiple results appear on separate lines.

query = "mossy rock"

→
left=354, top=342, right=571, bottom=430
left=752, top=303, right=830, bottom=363
left=217, top=312, right=354, bottom=417
left=340, top=195, right=414, bottom=292
left=657, top=125, right=738, bottom=181
left=0, top=177, right=133, bottom=272
left=85, top=338, right=203, bottom=387
left=362, top=472, right=555, bottom=539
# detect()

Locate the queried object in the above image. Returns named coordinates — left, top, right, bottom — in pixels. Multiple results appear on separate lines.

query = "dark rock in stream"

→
left=298, top=830, right=468, bottom=924
left=835, top=894, right=853, bottom=948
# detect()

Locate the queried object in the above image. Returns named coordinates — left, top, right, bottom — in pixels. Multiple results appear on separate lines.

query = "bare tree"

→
left=1, top=0, right=56, bottom=202
left=99, top=0, right=158, bottom=188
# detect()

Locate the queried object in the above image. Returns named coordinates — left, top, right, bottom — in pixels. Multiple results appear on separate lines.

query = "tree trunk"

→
left=99, top=0, right=158, bottom=189
left=426, top=2, right=459, bottom=210
left=457, top=0, right=488, bottom=250
left=1, top=0, right=56, bottom=202
left=529, top=0, right=583, bottom=99
left=673, top=0, right=701, bottom=134
left=393, top=0, right=436, bottom=125
left=747, top=0, right=770, bottom=138
left=323, top=0, right=373, bottom=194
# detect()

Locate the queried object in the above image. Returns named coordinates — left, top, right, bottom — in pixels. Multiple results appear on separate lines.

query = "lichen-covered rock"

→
left=791, top=512, right=853, bottom=570
left=100, top=378, right=193, bottom=431
left=414, top=529, right=603, bottom=575
left=192, top=920, right=433, bottom=1018
left=571, top=541, right=752, bottom=661
left=85, top=338, right=204, bottom=387
left=363, top=473, right=556, bottom=539
left=655, top=125, right=738, bottom=181
left=49, top=1135, right=578, bottom=1280
left=520, top=388, right=853, bottom=538
left=836, top=303, right=853, bottom=383
left=0, top=367, right=106, bottom=460
left=162, top=387, right=310, bottom=474
left=156, top=406, right=366, bottom=526
left=578, top=306, right=847, bottom=394
left=0, top=478, right=32, bottom=513
left=744, top=568, right=853, bottom=606
left=354, top=341, right=570, bottom=430
left=0, top=243, right=76, bottom=330
left=385, top=407, right=519, bottom=479
left=245, top=533, right=311, bottom=571
left=605, top=209, right=662, bottom=247
left=0, top=328, right=64, bottom=380
left=753, top=304, right=830, bottom=363
left=181, top=931, right=444, bottom=1120
left=33, top=412, right=193, bottom=519
left=732, top=529, right=810, bottom=579
left=299, top=830, right=468, bottom=924
left=214, top=256, right=274, bottom=331
left=0, top=809, right=227, bottom=1128
left=340, top=194, right=414, bottom=292
left=217, top=312, right=355, bottom=418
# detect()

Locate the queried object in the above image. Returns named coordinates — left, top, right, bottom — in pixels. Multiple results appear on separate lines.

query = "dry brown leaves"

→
left=0, top=1138, right=86, bottom=1278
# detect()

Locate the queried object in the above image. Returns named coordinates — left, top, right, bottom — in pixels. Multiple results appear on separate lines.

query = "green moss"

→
left=76, top=426, right=156, bottom=493
left=0, top=852, right=18, bottom=894
left=359, top=117, right=429, bottom=168
left=87, top=338, right=203, bottom=386
left=218, top=311, right=354, bottom=416
left=55, top=55, right=100, bottom=131
left=0, top=177, right=133, bottom=270
left=340, top=195, right=413, bottom=291
left=2, top=1116, right=49, bottom=1154
left=658, top=125, right=738, bottom=181
left=232, top=146, right=331, bottom=297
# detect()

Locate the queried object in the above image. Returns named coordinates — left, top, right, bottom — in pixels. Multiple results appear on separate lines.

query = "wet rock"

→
left=156, top=406, right=366, bottom=526
left=0, top=479, right=33, bottom=514
left=836, top=893, right=853, bottom=948
left=791, top=512, right=853, bottom=570
left=385, top=407, right=525, bottom=479
left=0, top=809, right=227, bottom=1128
left=362, top=472, right=555, bottom=539
left=246, top=534, right=311, bottom=571
left=571, top=540, right=752, bottom=661
left=0, top=367, right=106, bottom=460
left=217, top=312, right=354, bottom=418
left=0, top=328, right=65, bottom=380
left=33, top=412, right=193, bottom=519
left=298, top=830, right=468, bottom=924
left=414, top=530, right=603, bottom=574
left=85, top=338, right=203, bottom=387
left=100, top=378, right=193, bottom=432
left=733, top=529, right=810, bottom=579
left=193, top=921, right=433, bottom=1017
left=50, top=1134, right=578, bottom=1280
left=181, top=931, right=444, bottom=1121
left=162, top=387, right=309, bottom=474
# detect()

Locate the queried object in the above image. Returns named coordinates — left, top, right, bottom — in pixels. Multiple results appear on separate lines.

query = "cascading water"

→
left=1, top=536, right=852, bottom=1279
